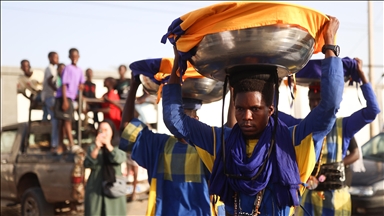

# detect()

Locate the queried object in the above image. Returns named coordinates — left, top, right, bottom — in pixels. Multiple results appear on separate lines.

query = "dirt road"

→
left=1, top=194, right=149, bottom=216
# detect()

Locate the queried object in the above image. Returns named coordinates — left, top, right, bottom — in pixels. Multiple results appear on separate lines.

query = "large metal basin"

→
left=139, top=75, right=228, bottom=104
left=189, top=24, right=315, bottom=82
left=140, top=74, right=160, bottom=95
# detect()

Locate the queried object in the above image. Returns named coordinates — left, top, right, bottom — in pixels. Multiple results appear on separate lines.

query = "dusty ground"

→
left=1, top=194, right=149, bottom=216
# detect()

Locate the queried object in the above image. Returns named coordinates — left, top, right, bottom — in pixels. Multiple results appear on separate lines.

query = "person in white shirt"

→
left=41, top=52, right=60, bottom=152
left=18, top=59, right=44, bottom=105
left=41, top=52, right=59, bottom=122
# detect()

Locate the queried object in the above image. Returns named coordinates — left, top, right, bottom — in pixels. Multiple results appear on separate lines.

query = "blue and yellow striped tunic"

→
left=290, top=83, right=380, bottom=216
left=162, top=57, right=344, bottom=215
left=120, top=119, right=223, bottom=216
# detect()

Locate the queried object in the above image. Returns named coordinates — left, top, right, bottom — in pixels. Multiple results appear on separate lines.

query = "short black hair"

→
left=227, top=65, right=277, bottom=107
left=69, top=48, right=79, bottom=55
left=104, top=76, right=117, bottom=86
left=20, top=59, right=30, bottom=66
left=58, top=63, right=65, bottom=68
left=48, top=52, right=57, bottom=58
left=119, top=65, right=127, bottom=70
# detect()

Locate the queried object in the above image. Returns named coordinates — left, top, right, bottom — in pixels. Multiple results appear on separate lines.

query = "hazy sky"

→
left=1, top=1, right=383, bottom=80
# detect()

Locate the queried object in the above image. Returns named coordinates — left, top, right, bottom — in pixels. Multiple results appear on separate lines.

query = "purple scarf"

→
left=209, top=117, right=301, bottom=207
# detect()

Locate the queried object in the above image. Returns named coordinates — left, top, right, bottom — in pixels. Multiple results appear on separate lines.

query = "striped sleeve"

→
left=119, top=118, right=147, bottom=152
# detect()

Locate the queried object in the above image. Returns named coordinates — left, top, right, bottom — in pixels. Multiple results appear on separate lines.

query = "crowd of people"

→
left=17, top=14, right=381, bottom=216
left=17, top=48, right=156, bottom=210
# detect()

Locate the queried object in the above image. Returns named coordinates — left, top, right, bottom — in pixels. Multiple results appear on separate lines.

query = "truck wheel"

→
left=21, top=187, right=54, bottom=216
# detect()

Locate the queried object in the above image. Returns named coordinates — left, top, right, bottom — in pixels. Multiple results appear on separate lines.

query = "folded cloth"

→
left=129, top=58, right=206, bottom=103
left=129, top=57, right=204, bottom=84
left=294, top=57, right=360, bottom=86
left=161, top=1, right=330, bottom=76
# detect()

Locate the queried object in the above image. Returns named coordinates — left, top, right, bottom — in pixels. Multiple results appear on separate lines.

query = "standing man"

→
left=114, top=64, right=131, bottom=100
left=119, top=71, right=231, bottom=215
left=162, top=17, right=344, bottom=215
left=294, top=57, right=380, bottom=216
left=41, top=51, right=60, bottom=152
left=83, top=68, right=100, bottom=128
left=54, top=48, right=85, bottom=154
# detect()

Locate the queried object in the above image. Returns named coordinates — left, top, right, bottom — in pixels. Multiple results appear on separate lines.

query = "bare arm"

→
left=343, top=137, right=360, bottom=166
left=120, top=75, right=141, bottom=130
left=103, top=94, right=123, bottom=111
left=168, top=46, right=182, bottom=85
left=48, top=76, right=57, bottom=91
left=344, top=148, right=359, bottom=166
left=61, top=84, right=69, bottom=111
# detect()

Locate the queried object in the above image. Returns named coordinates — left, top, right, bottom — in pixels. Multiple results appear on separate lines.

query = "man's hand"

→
left=62, top=99, right=69, bottom=111
left=131, top=71, right=142, bottom=85
left=324, top=15, right=339, bottom=45
left=354, top=57, right=368, bottom=84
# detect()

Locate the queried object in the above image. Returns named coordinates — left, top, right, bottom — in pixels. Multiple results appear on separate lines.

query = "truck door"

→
left=0, top=127, right=20, bottom=200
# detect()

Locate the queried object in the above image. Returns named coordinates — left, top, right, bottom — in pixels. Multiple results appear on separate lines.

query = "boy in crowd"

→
left=18, top=59, right=44, bottom=107
left=54, top=48, right=85, bottom=154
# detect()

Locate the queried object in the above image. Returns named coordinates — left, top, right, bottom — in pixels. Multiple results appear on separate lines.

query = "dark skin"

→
left=234, top=92, right=274, bottom=139
left=46, top=53, right=59, bottom=91
left=309, top=57, right=366, bottom=165
left=20, top=61, right=33, bottom=99
left=118, top=66, right=127, bottom=80
left=58, top=50, right=81, bottom=152
left=86, top=68, right=93, bottom=82
left=94, top=79, right=123, bottom=113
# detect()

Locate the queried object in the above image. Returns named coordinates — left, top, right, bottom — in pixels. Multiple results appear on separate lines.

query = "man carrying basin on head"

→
left=278, top=57, right=380, bottom=216
left=119, top=68, right=235, bottom=215
left=162, top=17, right=344, bottom=216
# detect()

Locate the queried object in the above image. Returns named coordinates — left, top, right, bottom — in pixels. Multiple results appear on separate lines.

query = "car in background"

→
left=350, top=132, right=384, bottom=216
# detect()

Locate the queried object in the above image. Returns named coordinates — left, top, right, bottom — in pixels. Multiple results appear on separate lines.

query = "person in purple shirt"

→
left=54, top=48, right=85, bottom=154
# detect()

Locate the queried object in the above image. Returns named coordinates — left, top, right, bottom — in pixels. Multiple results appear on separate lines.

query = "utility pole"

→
left=368, top=1, right=376, bottom=138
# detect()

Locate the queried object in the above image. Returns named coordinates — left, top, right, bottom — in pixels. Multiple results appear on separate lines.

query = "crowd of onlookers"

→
left=18, top=48, right=157, bottom=202
left=18, top=48, right=157, bottom=155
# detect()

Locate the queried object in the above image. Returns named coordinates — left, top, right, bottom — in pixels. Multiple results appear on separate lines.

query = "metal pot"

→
left=189, top=24, right=315, bottom=82
left=139, top=75, right=229, bottom=104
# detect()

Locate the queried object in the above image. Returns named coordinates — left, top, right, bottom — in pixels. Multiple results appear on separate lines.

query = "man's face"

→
left=21, top=62, right=31, bottom=75
left=69, top=51, right=79, bottom=64
left=50, top=53, right=59, bottom=65
left=58, top=65, right=65, bottom=76
left=118, top=66, right=126, bottom=77
left=308, top=91, right=321, bottom=111
left=234, top=91, right=273, bottom=138
left=86, top=69, right=93, bottom=79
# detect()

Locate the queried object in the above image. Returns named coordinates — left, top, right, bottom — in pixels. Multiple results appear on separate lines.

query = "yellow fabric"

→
left=121, top=122, right=144, bottom=143
left=195, top=145, right=215, bottom=173
left=153, top=58, right=205, bottom=104
left=185, top=144, right=203, bottom=182
left=153, top=58, right=204, bottom=82
left=246, top=139, right=258, bottom=158
left=333, top=187, right=351, bottom=212
left=294, top=133, right=316, bottom=194
left=169, top=1, right=331, bottom=54
left=147, top=178, right=157, bottom=216
left=210, top=195, right=225, bottom=216
left=336, top=118, right=343, bottom=162
left=163, top=137, right=174, bottom=181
